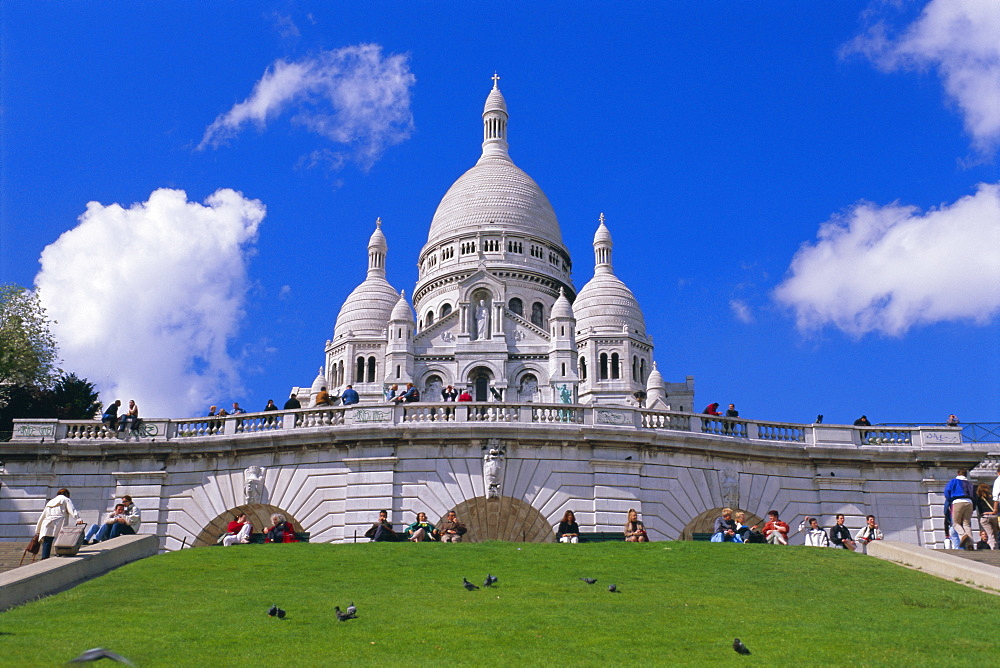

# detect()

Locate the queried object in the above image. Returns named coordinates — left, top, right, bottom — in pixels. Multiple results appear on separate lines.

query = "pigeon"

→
left=463, top=577, right=480, bottom=591
left=346, top=602, right=357, bottom=616
left=733, top=638, right=751, bottom=655
left=276, top=608, right=286, bottom=619
left=488, top=574, right=498, bottom=585
left=68, top=648, right=135, bottom=665
left=608, top=584, right=618, bottom=593
left=267, top=605, right=278, bottom=617
left=580, top=578, right=597, bottom=584
left=483, top=575, right=493, bottom=587
left=335, top=606, right=356, bottom=621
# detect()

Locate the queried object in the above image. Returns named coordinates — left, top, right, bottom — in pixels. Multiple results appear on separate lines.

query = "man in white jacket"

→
left=35, top=488, right=83, bottom=559
left=798, top=516, right=831, bottom=547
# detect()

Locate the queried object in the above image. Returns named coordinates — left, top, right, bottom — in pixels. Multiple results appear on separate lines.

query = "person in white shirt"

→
left=798, top=516, right=830, bottom=547
left=35, top=488, right=84, bottom=559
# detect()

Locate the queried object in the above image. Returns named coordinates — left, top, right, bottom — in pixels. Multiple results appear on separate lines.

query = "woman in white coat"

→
left=35, top=488, right=83, bottom=559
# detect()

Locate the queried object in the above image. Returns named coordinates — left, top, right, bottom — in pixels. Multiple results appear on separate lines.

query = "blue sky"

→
left=1, top=2, right=998, bottom=424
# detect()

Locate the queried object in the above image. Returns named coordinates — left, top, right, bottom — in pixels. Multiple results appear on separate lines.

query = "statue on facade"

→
left=244, top=466, right=266, bottom=505
left=483, top=447, right=504, bottom=499
left=474, top=300, right=489, bottom=340
left=719, top=468, right=739, bottom=510
left=559, top=385, right=572, bottom=404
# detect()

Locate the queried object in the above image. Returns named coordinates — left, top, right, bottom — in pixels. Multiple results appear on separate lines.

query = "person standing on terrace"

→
left=703, top=403, right=721, bottom=416
left=283, top=392, right=301, bottom=410
left=313, top=386, right=331, bottom=407
left=945, top=469, right=975, bottom=549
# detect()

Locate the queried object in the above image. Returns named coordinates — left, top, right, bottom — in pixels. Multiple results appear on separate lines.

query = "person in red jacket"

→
left=223, top=513, right=252, bottom=546
left=763, top=510, right=789, bottom=545
left=703, top=402, right=722, bottom=416
left=457, top=389, right=473, bottom=402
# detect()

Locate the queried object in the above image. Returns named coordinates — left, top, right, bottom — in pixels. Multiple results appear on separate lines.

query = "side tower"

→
left=574, top=215, right=653, bottom=405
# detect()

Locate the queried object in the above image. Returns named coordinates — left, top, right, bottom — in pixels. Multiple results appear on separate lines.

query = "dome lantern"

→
left=482, top=73, right=509, bottom=159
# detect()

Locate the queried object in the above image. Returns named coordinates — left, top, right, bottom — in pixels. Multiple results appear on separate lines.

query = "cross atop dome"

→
left=492, top=72, right=500, bottom=88
left=376, top=216, right=382, bottom=228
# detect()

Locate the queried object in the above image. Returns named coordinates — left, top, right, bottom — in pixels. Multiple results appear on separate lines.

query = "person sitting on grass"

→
left=438, top=510, right=467, bottom=543
left=223, top=513, right=253, bottom=546
left=711, top=508, right=742, bottom=543
left=855, top=514, right=883, bottom=550
left=365, top=510, right=399, bottom=542
left=829, top=514, right=857, bottom=551
left=265, top=513, right=297, bottom=543
left=763, top=510, right=789, bottom=545
left=798, top=516, right=830, bottom=547
left=733, top=511, right=752, bottom=541
left=557, top=510, right=581, bottom=543
left=624, top=508, right=649, bottom=542
left=405, top=512, right=436, bottom=542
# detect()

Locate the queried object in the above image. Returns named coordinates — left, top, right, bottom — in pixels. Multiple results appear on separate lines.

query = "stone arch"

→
left=441, top=496, right=555, bottom=543
left=678, top=507, right=765, bottom=541
left=192, top=503, right=303, bottom=548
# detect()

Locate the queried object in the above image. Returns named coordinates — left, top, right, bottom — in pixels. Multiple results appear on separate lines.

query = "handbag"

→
left=26, top=534, right=40, bottom=555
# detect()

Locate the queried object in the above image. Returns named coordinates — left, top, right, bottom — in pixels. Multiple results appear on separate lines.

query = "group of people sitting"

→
left=100, top=399, right=141, bottom=435
left=311, top=385, right=360, bottom=407
left=711, top=508, right=884, bottom=549
left=82, top=494, right=142, bottom=545
left=555, top=508, right=650, bottom=543
left=364, top=509, right=468, bottom=542
left=219, top=512, right=299, bottom=545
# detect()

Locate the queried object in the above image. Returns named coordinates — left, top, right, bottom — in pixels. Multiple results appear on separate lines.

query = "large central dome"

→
left=423, top=80, right=565, bottom=251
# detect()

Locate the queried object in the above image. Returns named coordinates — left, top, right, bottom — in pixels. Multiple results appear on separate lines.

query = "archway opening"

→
left=678, top=507, right=765, bottom=540
left=441, top=496, right=555, bottom=543
left=193, top=504, right=303, bottom=547
left=470, top=366, right=493, bottom=402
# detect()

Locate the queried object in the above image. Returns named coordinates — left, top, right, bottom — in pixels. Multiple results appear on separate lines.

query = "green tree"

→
left=0, top=284, right=59, bottom=387
left=49, top=373, right=101, bottom=419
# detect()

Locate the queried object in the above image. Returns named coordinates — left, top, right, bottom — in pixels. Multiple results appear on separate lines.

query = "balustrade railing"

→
left=6, top=403, right=968, bottom=451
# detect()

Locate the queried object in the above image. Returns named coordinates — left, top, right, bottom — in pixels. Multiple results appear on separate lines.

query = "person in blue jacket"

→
left=341, top=385, right=360, bottom=406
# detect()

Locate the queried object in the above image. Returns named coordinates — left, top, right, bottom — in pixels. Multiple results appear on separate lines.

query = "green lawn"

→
left=2, top=542, right=997, bottom=666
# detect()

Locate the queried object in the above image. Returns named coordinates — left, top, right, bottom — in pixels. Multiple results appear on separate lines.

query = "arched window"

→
left=426, top=310, right=435, bottom=326
left=561, top=362, right=566, bottom=376
left=599, top=353, right=609, bottom=380
left=355, top=357, right=365, bottom=383
left=440, top=303, right=452, bottom=318
left=367, top=356, right=376, bottom=383
left=580, top=356, right=587, bottom=381
left=531, top=302, right=544, bottom=327
left=338, top=361, right=344, bottom=387
left=632, top=356, right=638, bottom=380
left=509, top=298, right=523, bottom=316
left=611, top=353, right=620, bottom=379
left=640, top=359, right=646, bottom=383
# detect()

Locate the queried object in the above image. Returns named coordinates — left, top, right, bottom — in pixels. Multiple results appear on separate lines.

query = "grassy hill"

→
left=2, top=541, right=997, bottom=666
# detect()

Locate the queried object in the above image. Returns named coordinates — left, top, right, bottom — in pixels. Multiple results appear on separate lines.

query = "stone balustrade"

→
left=8, top=403, right=966, bottom=450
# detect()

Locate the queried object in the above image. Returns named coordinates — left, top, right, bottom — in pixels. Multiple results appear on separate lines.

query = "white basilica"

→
left=296, top=78, right=695, bottom=410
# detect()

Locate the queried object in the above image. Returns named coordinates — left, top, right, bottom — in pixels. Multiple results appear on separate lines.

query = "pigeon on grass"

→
left=68, top=648, right=135, bottom=665
left=267, top=605, right=278, bottom=617
left=463, top=578, right=480, bottom=591
left=484, top=574, right=498, bottom=587
left=346, top=602, right=357, bottom=616
left=276, top=608, right=286, bottom=619
left=335, top=606, right=357, bottom=621
left=579, top=578, right=597, bottom=584
left=733, top=638, right=751, bottom=655
left=607, top=584, right=618, bottom=593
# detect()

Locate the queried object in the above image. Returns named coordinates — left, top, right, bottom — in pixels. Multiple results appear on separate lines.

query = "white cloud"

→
left=774, top=182, right=1000, bottom=336
left=845, top=0, right=1000, bottom=153
left=198, top=44, right=415, bottom=170
left=729, top=300, right=754, bottom=324
left=35, top=188, right=266, bottom=417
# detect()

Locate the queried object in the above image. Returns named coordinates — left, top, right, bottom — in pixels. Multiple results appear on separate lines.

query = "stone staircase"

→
left=0, top=541, right=35, bottom=573
left=950, top=549, right=1000, bottom=568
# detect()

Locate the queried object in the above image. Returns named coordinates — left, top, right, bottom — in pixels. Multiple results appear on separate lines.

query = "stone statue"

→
left=519, top=375, right=538, bottom=402
left=474, top=300, right=489, bottom=340
left=719, top=468, right=739, bottom=510
left=244, top=466, right=265, bottom=505
left=483, top=447, right=504, bottom=499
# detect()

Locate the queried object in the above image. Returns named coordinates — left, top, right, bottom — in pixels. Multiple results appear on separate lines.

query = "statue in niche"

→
left=474, top=300, right=489, bottom=340
left=559, top=385, right=572, bottom=404
left=244, top=466, right=266, bottom=505
left=519, top=375, right=538, bottom=403
left=483, top=446, right=504, bottom=499
left=719, top=468, right=739, bottom=510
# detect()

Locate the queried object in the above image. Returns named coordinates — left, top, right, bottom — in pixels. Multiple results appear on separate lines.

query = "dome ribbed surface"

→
left=426, top=157, right=564, bottom=249
left=574, top=271, right=646, bottom=336
left=645, top=362, right=664, bottom=391
left=484, top=87, right=507, bottom=114
left=550, top=289, right=574, bottom=320
left=333, top=277, right=399, bottom=340
left=390, top=292, right=414, bottom=322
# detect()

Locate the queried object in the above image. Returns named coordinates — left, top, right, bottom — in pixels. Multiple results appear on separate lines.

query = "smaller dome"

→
left=333, top=277, right=399, bottom=340
left=550, top=287, right=574, bottom=320
left=484, top=75, right=507, bottom=115
left=574, top=272, right=646, bottom=336
left=594, top=218, right=613, bottom=246
left=311, top=367, right=327, bottom=392
left=645, top=362, right=664, bottom=392
left=368, top=218, right=387, bottom=251
left=391, top=290, right=414, bottom=322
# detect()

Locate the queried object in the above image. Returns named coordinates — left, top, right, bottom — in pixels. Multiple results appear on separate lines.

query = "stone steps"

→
left=0, top=541, right=37, bottom=573
left=949, top=550, right=1000, bottom=567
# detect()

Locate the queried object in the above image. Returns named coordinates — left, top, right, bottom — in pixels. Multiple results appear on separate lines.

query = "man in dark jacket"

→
left=283, top=393, right=301, bottom=410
